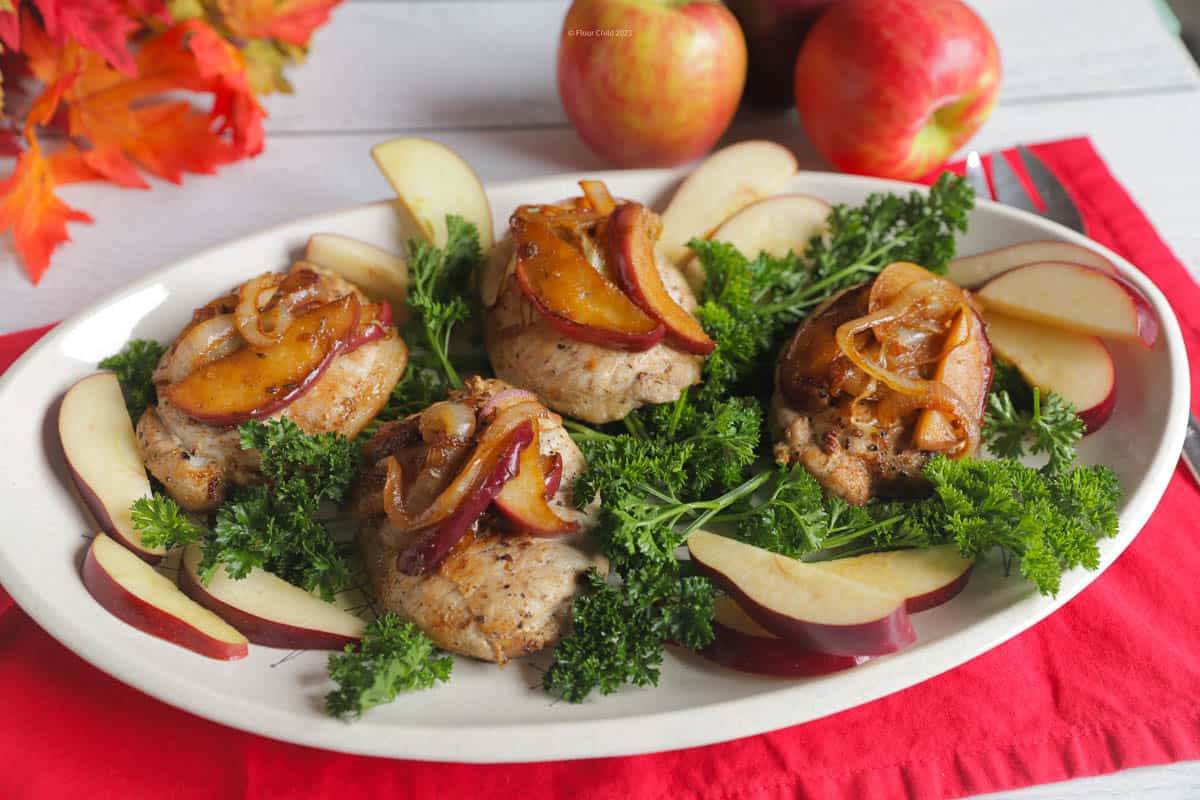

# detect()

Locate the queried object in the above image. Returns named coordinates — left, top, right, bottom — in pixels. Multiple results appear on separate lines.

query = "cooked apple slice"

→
left=370, top=137, right=494, bottom=249
left=985, top=312, right=1117, bottom=433
left=83, top=533, right=248, bottom=660
left=302, top=235, right=409, bottom=322
left=608, top=203, right=715, bottom=355
left=512, top=213, right=665, bottom=351
left=493, top=424, right=578, bottom=536
left=707, top=193, right=829, bottom=259
left=688, top=531, right=914, bottom=656
left=976, top=261, right=1158, bottom=347
left=696, top=597, right=868, bottom=677
left=948, top=240, right=1116, bottom=288
left=659, top=141, right=798, bottom=266
left=164, top=295, right=361, bottom=426
left=177, top=544, right=365, bottom=650
left=806, top=545, right=974, bottom=613
left=60, top=372, right=165, bottom=563
left=913, top=307, right=993, bottom=452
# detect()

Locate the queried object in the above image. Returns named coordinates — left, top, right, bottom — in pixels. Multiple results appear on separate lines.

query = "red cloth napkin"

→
left=2, top=137, right=1198, bottom=800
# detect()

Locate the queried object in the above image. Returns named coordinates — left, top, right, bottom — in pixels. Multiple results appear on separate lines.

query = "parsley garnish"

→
left=983, top=360, right=1085, bottom=474
left=130, top=494, right=205, bottom=550
left=98, top=338, right=165, bottom=422
left=325, top=614, right=453, bottom=719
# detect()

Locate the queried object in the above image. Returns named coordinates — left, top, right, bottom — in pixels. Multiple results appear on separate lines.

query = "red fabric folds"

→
left=1, top=138, right=1197, bottom=800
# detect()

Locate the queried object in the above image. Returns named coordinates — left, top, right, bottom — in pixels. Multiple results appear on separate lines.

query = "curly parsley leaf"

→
left=98, top=339, right=165, bottom=422
left=325, top=614, right=453, bottom=719
left=983, top=367, right=1085, bottom=475
left=131, top=494, right=205, bottom=550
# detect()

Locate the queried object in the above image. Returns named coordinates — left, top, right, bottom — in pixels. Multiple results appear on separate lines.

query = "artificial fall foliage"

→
left=0, top=0, right=342, bottom=284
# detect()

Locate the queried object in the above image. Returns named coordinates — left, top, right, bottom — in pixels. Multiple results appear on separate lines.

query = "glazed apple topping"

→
left=377, top=397, right=577, bottom=575
left=509, top=180, right=714, bottom=354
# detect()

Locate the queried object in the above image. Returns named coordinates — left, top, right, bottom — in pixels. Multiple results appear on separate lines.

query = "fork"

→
left=966, top=146, right=1200, bottom=486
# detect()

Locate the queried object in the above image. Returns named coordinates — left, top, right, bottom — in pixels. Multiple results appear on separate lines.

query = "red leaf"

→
left=0, top=8, right=19, bottom=50
left=123, top=0, right=169, bottom=23
left=33, top=0, right=140, bottom=76
left=79, top=146, right=148, bottom=188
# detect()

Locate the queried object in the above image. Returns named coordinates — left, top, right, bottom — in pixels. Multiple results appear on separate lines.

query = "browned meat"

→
left=353, top=377, right=604, bottom=664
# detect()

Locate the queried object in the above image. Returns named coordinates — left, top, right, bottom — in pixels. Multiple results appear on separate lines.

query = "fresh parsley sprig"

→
left=983, top=363, right=1085, bottom=475
left=325, top=614, right=453, bottom=719
left=98, top=338, right=165, bottom=423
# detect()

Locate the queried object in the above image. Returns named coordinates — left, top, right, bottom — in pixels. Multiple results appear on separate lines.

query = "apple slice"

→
left=659, top=141, right=798, bottom=266
left=976, top=261, right=1158, bottom=347
left=707, top=194, right=830, bottom=259
left=60, top=372, right=165, bottom=563
left=370, top=137, right=494, bottom=249
left=493, top=424, right=578, bottom=536
left=164, top=295, right=361, bottom=426
left=985, top=312, right=1117, bottom=433
left=83, top=533, right=248, bottom=660
left=948, top=240, right=1117, bottom=288
left=913, top=307, right=993, bottom=452
left=303, top=235, right=409, bottom=322
left=806, top=545, right=974, bottom=613
left=177, top=544, right=365, bottom=650
left=688, top=531, right=914, bottom=656
left=512, top=212, right=665, bottom=351
left=608, top=202, right=715, bottom=355
left=696, top=597, right=868, bottom=677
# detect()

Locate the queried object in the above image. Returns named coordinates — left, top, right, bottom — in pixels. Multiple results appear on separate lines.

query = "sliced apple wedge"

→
left=659, top=141, right=798, bottom=266
left=976, top=261, right=1158, bottom=347
left=178, top=544, right=365, bottom=650
left=303, top=234, right=409, bottom=321
left=493, top=424, right=578, bottom=537
left=708, top=194, right=829, bottom=259
left=806, top=545, right=974, bottom=613
left=687, top=531, right=914, bottom=656
left=511, top=212, right=664, bottom=351
left=948, top=240, right=1117, bottom=288
left=608, top=203, right=715, bottom=355
left=83, top=533, right=248, bottom=660
left=696, top=597, right=868, bottom=677
left=164, top=295, right=361, bottom=426
left=985, top=312, right=1117, bottom=433
left=370, top=137, right=494, bottom=249
left=60, top=372, right=165, bottom=562
left=913, top=307, right=993, bottom=453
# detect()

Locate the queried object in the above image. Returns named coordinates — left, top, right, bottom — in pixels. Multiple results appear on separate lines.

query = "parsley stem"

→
left=817, top=512, right=908, bottom=552
left=563, top=418, right=611, bottom=440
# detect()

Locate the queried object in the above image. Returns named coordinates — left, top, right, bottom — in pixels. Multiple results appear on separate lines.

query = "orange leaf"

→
left=218, top=0, right=342, bottom=47
left=32, top=0, right=140, bottom=76
left=0, top=73, right=93, bottom=284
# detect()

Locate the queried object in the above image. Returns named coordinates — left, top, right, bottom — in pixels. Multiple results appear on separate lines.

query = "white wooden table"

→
left=1, top=1, right=1197, bottom=796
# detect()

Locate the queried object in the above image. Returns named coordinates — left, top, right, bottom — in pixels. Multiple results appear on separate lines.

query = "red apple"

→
left=493, top=424, right=579, bottom=537
left=688, top=530, right=915, bottom=656
left=83, top=533, right=248, bottom=660
left=608, top=202, right=716, bottom=355
left=726, top=0, right=838, bottom=110
left=60, top=372, right=166, bottom=563
left=178, top=544, right=366, bottom=650
left=794, top=0, right=1000, bottom=180
left=557, top=0, right=747, bottom=167
left=976, top=261, right=1158, bottom=347
left=947, top=241, right=1117, bottom=289
left=696, top=596, right=868, bottom=677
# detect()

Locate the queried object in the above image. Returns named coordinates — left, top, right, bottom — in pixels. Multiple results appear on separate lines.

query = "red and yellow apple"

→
left=557, top=0, right=747, bottom=168
left=794, top=0, right=1000, bottom=180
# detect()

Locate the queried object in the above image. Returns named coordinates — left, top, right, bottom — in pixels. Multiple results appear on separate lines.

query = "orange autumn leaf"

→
left=32, top=0, right=141, bottom=75
left=0, top=70, right=93, bottom=283
left=218, top=0, right=342, bottom=47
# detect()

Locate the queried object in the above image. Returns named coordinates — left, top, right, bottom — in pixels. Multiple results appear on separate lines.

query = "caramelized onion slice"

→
left=579, top=180, right=617, bottom=216
left=155, top=313, right=242, bottom=385
left=234, top=270, right=323, bottom=347
left=419, top=401, right=477, bottom=444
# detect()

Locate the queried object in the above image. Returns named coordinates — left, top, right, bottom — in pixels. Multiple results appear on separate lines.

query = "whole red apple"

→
left=726, top=0, right=837, bottom=110
left=794, top=0, right=1000, bottom=180
left=557, top=0, right=747, bottom=168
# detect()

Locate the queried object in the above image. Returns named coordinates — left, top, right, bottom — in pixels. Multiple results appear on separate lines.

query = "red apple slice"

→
left=976, top=261, right=1157, bottom=347
left=164, top=294, right=361, bottom=426
left=659, top=141, right=798, bottom=266
left=60, top=372, right=165, bottom=563
left=608, top=202, right=715, bottom=355
left=806, top=545, right=974, bottom=613
left=688, top=531, right=914, bottom=656
left=83, top=533, right=248, bottom=660
left=370, top=137, right=494, bottom=249
left=948, top=241, right=1117, bottom=288
left=696, top=596, right=868, bottom=677
left=302, top=235, right=409, bottom=322
left=985, top=311, right=1117, bottom=433
left=512, top=212, right=665, bottom=351
left=177, top=544, right=366, bottom=650
left=493, top=424, right=578, bottom=536
left=913, top=307, right=993, bottom=453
